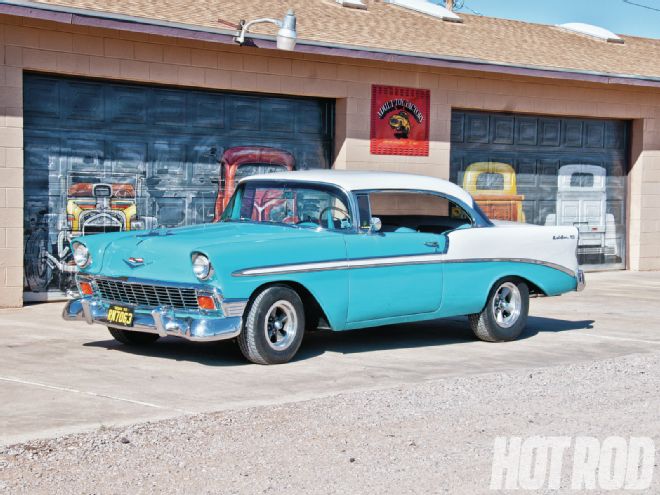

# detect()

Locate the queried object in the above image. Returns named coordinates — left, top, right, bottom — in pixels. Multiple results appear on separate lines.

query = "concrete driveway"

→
left=1, top=270, right=659, bottom=445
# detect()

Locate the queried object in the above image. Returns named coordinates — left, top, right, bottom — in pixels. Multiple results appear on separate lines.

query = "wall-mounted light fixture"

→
left=234, top=9, right=297, bottom=51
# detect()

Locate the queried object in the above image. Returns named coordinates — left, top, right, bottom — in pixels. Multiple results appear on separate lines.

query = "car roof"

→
left=240, top=170, right=474, bottom=207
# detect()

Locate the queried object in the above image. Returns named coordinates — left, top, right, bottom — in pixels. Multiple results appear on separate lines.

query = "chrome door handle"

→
left=424, top=241, right=439, bottom=248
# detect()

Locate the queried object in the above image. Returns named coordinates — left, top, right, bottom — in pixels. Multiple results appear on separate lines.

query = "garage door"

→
left=23, top=74, right=334, bottom=299
left=450, top=110, right=628, bottom=271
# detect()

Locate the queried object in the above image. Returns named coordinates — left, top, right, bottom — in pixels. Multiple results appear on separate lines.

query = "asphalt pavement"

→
left=1, top=270, right=659, bottom=446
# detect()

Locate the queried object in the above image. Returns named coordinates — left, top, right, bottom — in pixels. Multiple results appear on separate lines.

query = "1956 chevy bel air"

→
left=63, top=171, right=585, bottom=365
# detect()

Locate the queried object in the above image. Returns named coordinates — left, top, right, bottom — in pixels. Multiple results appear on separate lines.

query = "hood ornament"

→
left=124, top=257, right=145, bottom=268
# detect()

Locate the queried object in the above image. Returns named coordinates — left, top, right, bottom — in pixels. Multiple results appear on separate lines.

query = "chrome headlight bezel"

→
left=192, top=253, right=213, bottom=281
left=72, top=241, right=91, bottom=268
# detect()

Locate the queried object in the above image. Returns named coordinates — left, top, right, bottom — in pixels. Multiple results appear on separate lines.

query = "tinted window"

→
left=476, top=173, right=504, bottom=190
left=570, top=172, right=595, bottom=188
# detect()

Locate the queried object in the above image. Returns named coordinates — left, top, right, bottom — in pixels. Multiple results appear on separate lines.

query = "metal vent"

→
left=558, top=23, right=624, bottom=44
left=336, top=0, right=367, bottom=9
left=385, top=0, right=462, bottom=22
left=95, top=279, right=199, bottom=310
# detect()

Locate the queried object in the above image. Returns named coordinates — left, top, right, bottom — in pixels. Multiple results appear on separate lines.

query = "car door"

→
left=344, top=193, right=445, bottom=323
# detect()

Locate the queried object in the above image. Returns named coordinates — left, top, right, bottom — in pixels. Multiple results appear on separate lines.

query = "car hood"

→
left=79, top=222, right=332, bottom=282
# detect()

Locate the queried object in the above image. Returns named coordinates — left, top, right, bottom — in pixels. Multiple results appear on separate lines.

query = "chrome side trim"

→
left=232, top=255, right=577, bottom=278
left=233, top=253, right=449, bottom=277
left=443, top=258, right=577, bottom=278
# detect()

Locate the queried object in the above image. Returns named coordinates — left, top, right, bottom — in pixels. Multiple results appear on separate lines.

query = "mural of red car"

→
left=213, top=146, right=296, bottom=222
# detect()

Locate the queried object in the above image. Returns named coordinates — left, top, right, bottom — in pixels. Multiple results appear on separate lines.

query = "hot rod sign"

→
left=370, top=85, right=430, bottom=156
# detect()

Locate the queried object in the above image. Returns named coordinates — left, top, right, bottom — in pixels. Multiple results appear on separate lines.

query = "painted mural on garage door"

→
left=450, top=110, right=628, bottom=270
left=23, top=74, right=334, bottom=299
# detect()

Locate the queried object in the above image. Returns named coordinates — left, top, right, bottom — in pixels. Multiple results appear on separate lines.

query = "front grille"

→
left=95, top=278, right=199, bottom=310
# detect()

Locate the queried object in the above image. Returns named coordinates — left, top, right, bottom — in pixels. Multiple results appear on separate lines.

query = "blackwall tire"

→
left=108, top=327, right=160, bottom=345
left=469, top=278, right=529, bottom=342
left=238, top=286, right=305, bottom=365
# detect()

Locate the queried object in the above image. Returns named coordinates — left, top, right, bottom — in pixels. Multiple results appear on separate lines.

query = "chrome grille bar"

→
left=95, top=278, right=199, bottom=310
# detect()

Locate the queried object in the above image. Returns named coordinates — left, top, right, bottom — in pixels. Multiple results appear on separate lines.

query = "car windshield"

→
left=221, top=181, right=353, bottom=231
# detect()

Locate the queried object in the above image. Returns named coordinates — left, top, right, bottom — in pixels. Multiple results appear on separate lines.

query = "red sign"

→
left=370, top=85, right=430, bottom=156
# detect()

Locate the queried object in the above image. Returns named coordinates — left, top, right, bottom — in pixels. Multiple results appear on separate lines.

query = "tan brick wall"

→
left=1, top=13, right=660, bottom=306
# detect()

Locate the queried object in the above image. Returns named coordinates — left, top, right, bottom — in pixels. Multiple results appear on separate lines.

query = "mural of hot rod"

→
left=462, top=162, right=526, bottom=223
left=544, top=164, right=618, bottom=261
left=24, top=173, right=156, bottom=294
left=213, top=146, right=296, bottom=221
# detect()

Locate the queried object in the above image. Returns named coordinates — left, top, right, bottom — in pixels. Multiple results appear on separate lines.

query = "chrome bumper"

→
left=62, top=297, right=245, bottom=342
left=576, top=270, right=586, bottom=292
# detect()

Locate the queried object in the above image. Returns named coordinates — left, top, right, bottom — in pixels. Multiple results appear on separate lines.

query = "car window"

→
left=223, top=182, right=353, bottom=231
left=476, top=172, right=505, bottom=191
left=570, top=172, right=595, bottom=188
left=366, top=191, right=472, bottom=235
left=234, top=163, right=288, bottom=179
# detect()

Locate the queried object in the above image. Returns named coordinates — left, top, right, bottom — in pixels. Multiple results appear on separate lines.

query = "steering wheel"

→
left=318, top=206, right=350, bottom=229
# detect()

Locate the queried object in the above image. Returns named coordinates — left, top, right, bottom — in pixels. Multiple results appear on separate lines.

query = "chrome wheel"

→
left=491, top=282, right=522, bottom=329
left=264, top=300, right=298, bottom=350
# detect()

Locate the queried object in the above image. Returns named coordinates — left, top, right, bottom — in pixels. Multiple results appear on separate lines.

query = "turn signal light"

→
left=79, top=282, right=94, bottom=296
left=197, top=295, right=216, bottom=310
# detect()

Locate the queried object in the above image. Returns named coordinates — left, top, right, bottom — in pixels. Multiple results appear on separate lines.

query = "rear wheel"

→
left=108, top=327, right=160, bottom=345
left=469, top=278, right=529, bottom=342
left=238, top=286, right=305, bottom=365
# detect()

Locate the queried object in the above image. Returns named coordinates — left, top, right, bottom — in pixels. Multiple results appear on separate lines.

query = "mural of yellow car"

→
left=462, top=162, right=526, bottom=223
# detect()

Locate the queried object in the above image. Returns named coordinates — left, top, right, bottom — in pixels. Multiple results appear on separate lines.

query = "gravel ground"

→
left=1, top=352, right=659, bottom=494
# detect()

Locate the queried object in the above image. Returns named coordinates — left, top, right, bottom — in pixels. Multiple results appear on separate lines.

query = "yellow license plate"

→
left=106, top=305, right=135, bottom=327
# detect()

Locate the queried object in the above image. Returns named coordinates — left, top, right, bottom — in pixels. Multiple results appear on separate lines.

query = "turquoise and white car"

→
left=63, top=170, right=585, bottom=364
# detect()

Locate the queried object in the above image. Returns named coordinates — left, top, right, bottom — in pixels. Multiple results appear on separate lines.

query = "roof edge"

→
left=3, top=0, right=660, bottom=89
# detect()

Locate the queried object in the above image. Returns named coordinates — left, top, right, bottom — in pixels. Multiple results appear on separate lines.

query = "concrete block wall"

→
left=1, top=13, right=660, bottom=306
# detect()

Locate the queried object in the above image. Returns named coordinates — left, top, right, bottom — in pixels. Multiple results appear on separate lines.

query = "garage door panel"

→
left=24, top=77, right=61, bottom=119
left=466, top=113, right=490, bottom=143
left=450, top=113, right=465, bottom=143
left=539, top=118, right=561, bottom=146
left=23, top=74, right=334, bottom=298
left=605, top=121, right=625, bottom=149
left=585, top=121, right=605, bottom=148
left=190, top=92, right=224, bottom=129
left=151, top=89, right=186, bottom=126
left=451, top=110, right=627, bottom=270
left=491, top=114, right=515, bottom=144
left=63, top=81, right=104, bottom=122
left=562, top=120, right=583, bottom=147
left=516, top=117, right=538, bottom=146
left=230, top=96, right=260, bottom=130
left=108, top=85, right=148, bottom=124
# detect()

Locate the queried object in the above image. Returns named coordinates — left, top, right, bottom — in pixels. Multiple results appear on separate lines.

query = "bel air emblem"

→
left=124, top=257, right=145, bottom=268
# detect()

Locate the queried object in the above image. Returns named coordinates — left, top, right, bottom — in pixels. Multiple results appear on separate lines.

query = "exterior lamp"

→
left=234, top=9, right=297, bottom=51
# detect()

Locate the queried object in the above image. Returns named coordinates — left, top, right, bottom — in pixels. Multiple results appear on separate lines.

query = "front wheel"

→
left=238, top=286, right=305, bottom=365
left=468, top=278, right=529, bottom=342
left=108, top=327, right=160, bottom=345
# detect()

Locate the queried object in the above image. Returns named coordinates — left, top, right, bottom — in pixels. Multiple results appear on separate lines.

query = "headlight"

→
left=72, top=242, right=91, bottom=268
left=192, top=253, right=213, bottom=280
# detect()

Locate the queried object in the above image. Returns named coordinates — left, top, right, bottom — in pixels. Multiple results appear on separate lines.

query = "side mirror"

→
left=369, top=217, right=382, bottom=233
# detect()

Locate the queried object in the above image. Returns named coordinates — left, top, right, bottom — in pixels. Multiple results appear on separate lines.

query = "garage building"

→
left=1, top=0, right=659, bottom=306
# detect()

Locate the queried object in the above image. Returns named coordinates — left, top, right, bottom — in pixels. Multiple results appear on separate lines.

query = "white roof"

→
left=240, top=170, right=474, bottom=206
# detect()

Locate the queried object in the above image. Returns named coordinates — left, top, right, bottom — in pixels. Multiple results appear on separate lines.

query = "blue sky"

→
left=432, top=0, right=660, bottom=39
